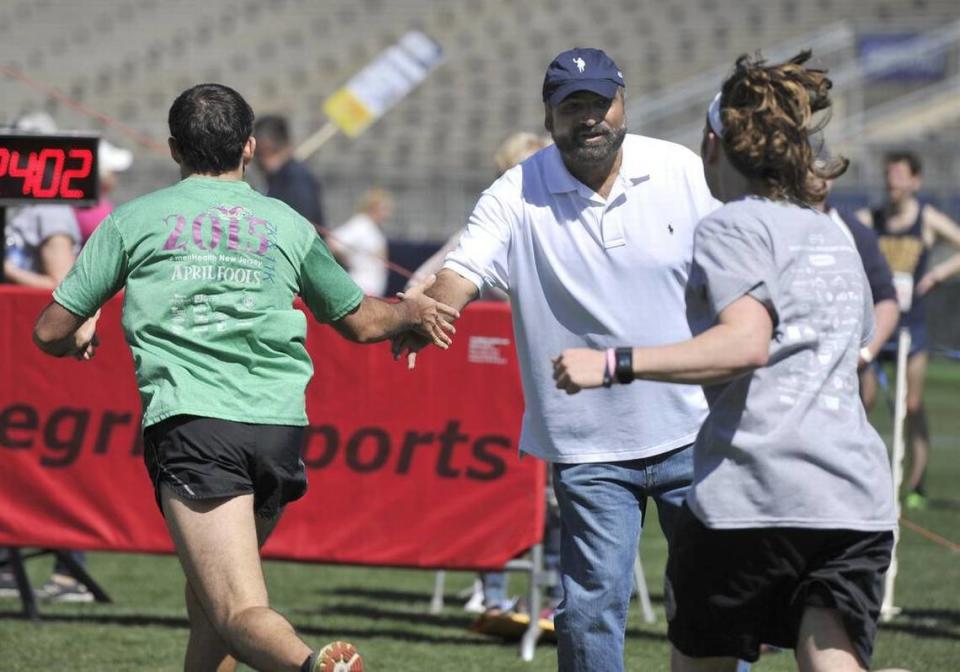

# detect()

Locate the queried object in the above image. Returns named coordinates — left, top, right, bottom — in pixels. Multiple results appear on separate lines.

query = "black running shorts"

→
left=666, top=504, right=893, bottom=668
left=143, top=415, right=307, bottom=519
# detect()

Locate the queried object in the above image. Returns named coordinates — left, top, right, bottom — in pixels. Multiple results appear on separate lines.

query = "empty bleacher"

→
left=2, top=0, right=958, bottom=237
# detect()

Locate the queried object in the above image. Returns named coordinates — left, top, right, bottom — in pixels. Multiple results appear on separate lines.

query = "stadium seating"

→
left=1, top=0, right=959, bottom=238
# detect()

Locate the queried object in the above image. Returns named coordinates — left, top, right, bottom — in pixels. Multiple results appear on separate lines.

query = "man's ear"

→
left=242, top=136, right=256, bottom=167
left=543, top=103, right=553, bottom=134
left=168, top=137, right=181, bottom=165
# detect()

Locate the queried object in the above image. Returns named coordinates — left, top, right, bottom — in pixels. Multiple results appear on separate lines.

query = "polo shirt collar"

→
left=618, top=140, right=652, bottom=185
left=544, top=146, right=581, bottom=195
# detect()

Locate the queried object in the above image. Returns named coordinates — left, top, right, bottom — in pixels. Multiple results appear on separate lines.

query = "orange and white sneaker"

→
left=314, top=641, right=364, bottom=672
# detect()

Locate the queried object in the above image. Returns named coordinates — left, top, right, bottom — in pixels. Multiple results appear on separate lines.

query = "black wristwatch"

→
left=614, top=347, right=634, bottom=385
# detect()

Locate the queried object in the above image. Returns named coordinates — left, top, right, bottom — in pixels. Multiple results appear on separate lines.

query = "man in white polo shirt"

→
left=395, top=48, right=717, bottom=672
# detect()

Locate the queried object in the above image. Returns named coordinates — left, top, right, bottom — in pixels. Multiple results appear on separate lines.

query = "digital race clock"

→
left=0, top=132, right=99, bottom=206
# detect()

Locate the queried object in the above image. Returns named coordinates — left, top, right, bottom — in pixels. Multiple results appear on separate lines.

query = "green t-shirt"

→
left=54, top=176, right=364, bottom=428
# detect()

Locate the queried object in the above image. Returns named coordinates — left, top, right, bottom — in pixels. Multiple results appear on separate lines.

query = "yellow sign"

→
left=321, top=31, right=442, bottom=139
left=323, top=89, right=375, bottom=138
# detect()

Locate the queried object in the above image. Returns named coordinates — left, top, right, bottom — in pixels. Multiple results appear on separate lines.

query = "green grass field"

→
left=2, top=361, right=958, bottom=671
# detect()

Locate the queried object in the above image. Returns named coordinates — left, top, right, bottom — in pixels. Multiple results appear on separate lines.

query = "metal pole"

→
left=8, top=548, right=39, bottom=621
left=633, top=554, right=656, bottom=624
left=881, top=326, right=911, bottom=622
left=429, top=570, right=446, bottom=615
left=520, top=543, right=543, bottom=662
left=293, top=121, right=339, bottom=162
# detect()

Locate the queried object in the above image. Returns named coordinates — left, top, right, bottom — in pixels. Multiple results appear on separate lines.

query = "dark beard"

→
left=554, top=124, right=627, bottom=165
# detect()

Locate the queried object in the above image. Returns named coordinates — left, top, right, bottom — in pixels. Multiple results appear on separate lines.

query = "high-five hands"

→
left=394, top=274, right=458, bottom=366
left=391, top=331, right=431, bottom=370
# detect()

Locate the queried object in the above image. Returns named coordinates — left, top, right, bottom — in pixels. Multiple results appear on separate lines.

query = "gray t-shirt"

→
left=5, top=205, right=81, bottom=273
left=685, top=196, right=896, bottom=531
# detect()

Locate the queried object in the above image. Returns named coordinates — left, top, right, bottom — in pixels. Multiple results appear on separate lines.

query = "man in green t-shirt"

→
left=33, top=83, right=457, bottom=672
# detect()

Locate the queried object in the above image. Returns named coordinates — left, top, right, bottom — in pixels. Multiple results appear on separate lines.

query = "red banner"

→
left=0, top=287, right=543, bottom=569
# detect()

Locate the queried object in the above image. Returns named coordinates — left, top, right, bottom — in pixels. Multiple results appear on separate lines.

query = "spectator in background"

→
left=73, top=140, right=133, bottom=244
left=329, top=188, right=393, bottom=296
left=856, top=151, right=960, bottom=509
left=3, top=204, right=80, bottom=289
left=492, top=132, right=550, bottom=177
left=253, top=114, right=326, bottom=229
left=3, top=113, right=80, bottom=289
left=2, top=112, right=93, bottom=601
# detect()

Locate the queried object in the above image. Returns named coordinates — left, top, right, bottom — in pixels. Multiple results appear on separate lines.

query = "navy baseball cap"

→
left=542, top=48, right=625, bottom=107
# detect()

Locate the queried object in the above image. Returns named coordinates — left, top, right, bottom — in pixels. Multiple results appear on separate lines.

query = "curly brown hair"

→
left=717, top=50, right=848, bottom=203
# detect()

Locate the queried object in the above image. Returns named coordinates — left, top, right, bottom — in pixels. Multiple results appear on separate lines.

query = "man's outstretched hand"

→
left=395, top=274, right=459, bottom=350
left=391, top=331, right=431, bottom=370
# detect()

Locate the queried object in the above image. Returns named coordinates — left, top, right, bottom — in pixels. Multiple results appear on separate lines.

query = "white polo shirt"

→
left=444, top=134, right=719, bottom=463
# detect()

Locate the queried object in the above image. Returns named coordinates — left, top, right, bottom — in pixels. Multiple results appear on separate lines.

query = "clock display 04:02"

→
left=0, top=134, right=99, bottom=204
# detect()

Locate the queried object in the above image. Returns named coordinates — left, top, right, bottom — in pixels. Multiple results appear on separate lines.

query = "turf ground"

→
left=2, top=360, right=958, bottom=671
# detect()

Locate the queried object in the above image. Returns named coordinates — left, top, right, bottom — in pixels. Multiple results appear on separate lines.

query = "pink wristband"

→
left=606, top=348, right=617, bottom=384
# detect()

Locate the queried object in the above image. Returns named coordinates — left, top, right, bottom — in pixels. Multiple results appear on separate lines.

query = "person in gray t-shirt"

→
left=681, top=197, right=894, bottom=532
left=4, top=204, right=80, bottom=288
left=553, top=51, right=895, bottom=672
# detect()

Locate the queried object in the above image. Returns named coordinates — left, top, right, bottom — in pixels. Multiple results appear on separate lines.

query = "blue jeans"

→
left=481, top=481, right=564, bottom=610
left=553, top=445, right=693, bottom=672
left=54, top=550, right=86, bottom=577
left=481, top=570, right=510, bottom=610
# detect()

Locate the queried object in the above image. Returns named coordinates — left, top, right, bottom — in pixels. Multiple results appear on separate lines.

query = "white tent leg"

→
left=882, top=327, right=911, bottom=622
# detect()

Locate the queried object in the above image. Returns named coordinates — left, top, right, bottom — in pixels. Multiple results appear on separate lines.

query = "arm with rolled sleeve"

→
left=391, top=189, right=515, bottom=367
left=442, top=190, right=515, bottom=295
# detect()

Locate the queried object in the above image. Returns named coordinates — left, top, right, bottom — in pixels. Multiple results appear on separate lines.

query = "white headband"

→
left=707, top=92, right=724, bottom=138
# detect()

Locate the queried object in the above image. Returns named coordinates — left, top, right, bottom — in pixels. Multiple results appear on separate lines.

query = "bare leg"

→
left=670, top=646, right=738, bottom=672
left=162, top=486, right=311, bottom=672
left=183, top=513, right=280, bottom=672
left=185, top=580, right=236, bottom=672
left=859, top=366, right=878, bottom=412
left=795, top=607, right=865, bottom=672
left=904, top=352, right=930, bottom=494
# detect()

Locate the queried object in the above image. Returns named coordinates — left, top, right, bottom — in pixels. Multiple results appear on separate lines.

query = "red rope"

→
left=1, top=64, right=168, bottom=154
left=900, top=516, right=960, bottom=553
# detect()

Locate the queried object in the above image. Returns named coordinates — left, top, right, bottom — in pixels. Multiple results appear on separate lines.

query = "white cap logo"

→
left=573, top=57, right=586, bottom=73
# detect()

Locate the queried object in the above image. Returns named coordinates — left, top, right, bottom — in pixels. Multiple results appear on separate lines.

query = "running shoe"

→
left=0, top=572, right=20, bottom=599
left=314, top=641, right=364, bottom=672
left=904, top=492, right=928, bottom=510
left=36, top=575, right=94, bottom=603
